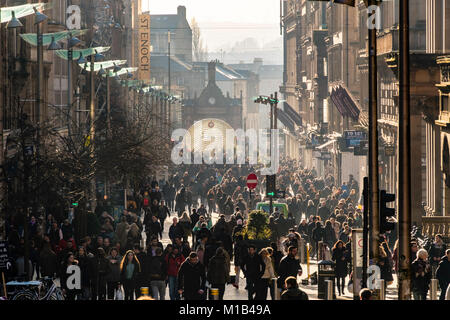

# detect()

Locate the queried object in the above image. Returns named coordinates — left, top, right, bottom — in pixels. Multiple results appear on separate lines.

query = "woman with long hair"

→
left=332, top=240, right=348, bottom=296
left=120, top=250, right=141, bottom=300
left=255, top=248, right=275, bottom=300
left=179, top=211, right=192, bottom=243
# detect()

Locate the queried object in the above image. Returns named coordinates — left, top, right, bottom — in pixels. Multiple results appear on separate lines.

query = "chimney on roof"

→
left=177, top=6, right=186, bottom=18
left=253, top=58, right=263, bottom=73
left=208, top=61, right=216, bottom=85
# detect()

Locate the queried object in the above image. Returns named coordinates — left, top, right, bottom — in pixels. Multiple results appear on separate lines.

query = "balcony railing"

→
left=422, top=216, right=450, bottom=238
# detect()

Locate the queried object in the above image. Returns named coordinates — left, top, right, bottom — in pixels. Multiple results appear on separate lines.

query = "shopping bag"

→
left=115, top=288, right=124, bottom=300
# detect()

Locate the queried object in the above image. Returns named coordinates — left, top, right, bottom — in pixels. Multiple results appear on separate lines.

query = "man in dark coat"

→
left=169, top=217, right=184, bottom=243
left=89, top=248, right=111, bottom=300
left=133, top=245, right=148, bottom=299
left=177, top=252, right=206, bottom=300
left=146, top=215, right=162, bottom=241
left=147, top=247, right=168, bottom=300
left=207, top=247, right=230, bottom=300
left=436, top=249, right=450, bottom=300
left=39, top=242, right=58, bottom=278
left=281, top=276, right=308, bottom=300
left=277, top=246, right=303, bottom=291
left=241, top=245, right=265, bottom=300
left=158, top=200, right=171, bottom=233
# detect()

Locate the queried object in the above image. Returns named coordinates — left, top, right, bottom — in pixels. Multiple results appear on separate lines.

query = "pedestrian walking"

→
left=120, top=250, right=141, bottom=300
left=411, top=249, right=432, bottom=300
left=435, top=249, right=450, bottom=300
left=207, top=247, right=230, bottom=300
left=148, top=247, right=168, bottom=300
left=178, top=252, right=206, bottom=300
left=106, top=247, right=122, bottom=300
left=166, top=246, right=185, bottom=300
left=277, top=246, right=303, bottom=293
left=241, top=245, right=265, bottom=300
left=331, top=240, right=348, bottom=296
left=255, top=248, right=275, bottom=300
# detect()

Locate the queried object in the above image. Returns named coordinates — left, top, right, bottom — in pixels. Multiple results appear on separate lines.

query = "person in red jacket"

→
left=165, top=246, right=185, bottom=300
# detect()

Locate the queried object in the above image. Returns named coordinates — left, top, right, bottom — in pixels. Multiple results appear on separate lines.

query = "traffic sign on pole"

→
left=247, top=173, right=258, bottom=190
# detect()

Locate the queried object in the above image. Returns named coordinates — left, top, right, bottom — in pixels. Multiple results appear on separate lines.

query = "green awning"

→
left=20, top=29, right=88, bottom=47
left=78, top=60, right=127, bottom=72
left=0, top=3, right=51, bottom=24
left=121, top=80, right=143, bottom=87
left=54, top=46, right=110, bottom=60
left=103, top=67, right=138, bottom=78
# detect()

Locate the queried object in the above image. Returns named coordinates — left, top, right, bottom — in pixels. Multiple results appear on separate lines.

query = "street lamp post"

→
left=398, top=0, right=411, bottom=300
left=367, top=0, right=380, bottom=266
left=89, top=53, right=96, bottom=212
left=67, top=34, right=81, bottom=137
left=168, top=30, right=171, bottom=137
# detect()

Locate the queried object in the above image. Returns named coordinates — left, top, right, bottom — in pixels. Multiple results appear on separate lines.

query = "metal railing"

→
left=421, top=216, right=450, bottom=238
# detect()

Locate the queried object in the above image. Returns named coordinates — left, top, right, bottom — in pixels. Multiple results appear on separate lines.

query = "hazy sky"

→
left=143, top=0, right=282, bottom=52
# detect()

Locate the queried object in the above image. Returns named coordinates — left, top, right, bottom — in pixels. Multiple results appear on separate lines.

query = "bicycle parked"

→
left=6, top=277, right=64, bottom=300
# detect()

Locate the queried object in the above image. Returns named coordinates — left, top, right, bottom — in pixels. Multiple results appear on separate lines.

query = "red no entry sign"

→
left=247, top=173, right=258, bottom=189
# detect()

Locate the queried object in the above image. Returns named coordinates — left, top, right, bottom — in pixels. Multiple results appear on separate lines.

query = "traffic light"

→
left=266, top=175, right=276, bottom=197
left=379, top=190, right=396, bottom=234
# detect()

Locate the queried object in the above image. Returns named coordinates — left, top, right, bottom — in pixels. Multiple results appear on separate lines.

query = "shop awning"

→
left=330, top=84, right=360, bottom=121
left=316, top=139, right=335, bottom=150
left=20, top=29, right=87, bottom=47
left=283, top=102, right=302, bottom=127
left=0, top=3, right=51, bottom=24
left=55, top=46, right=110, bottom=61
left=277, top=108, right=295, bottom=133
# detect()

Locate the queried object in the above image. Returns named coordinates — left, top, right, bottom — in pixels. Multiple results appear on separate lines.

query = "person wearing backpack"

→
left=148, top=247, right=168, bottom=300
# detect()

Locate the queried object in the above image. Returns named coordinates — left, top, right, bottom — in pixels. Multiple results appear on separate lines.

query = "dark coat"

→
left=312, top=225, right=325, bottom=243
left=147, top=255, right=168, bottom=281
left=277, top=254, right=302, bottom=287
left=177, top=258, right=206, bottom=296
left=411, top=258, right=432, bottom=293
left=106, top=254, right=122, bottom=282
left=169, top=224, right=184, bottom=240
left=332, top=247, right=348, bottom=277
left=207, top=252, right=230, bottom=284
left=241, top=253, right=265, bottom=281
left=39, top=247, right=58, bottom=277
left=436, top=256, right=450, bottom=288
left=120, top=260, right=141, bottom=282
left=281, top=288, right=309, bottom=300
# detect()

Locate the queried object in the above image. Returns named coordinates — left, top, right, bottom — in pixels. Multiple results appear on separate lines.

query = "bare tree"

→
left=191, top=17, right=208, bottom=62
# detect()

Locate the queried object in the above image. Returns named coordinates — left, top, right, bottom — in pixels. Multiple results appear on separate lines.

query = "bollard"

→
left=211, top=288, right=219, bottom=300
left=376, top=280, right=385, bottom=300
left=306, top=243, right=310, bottom=281
left=272, top=278, right=280, bottom=300
left=430, top=279, right=438, bottom=300
left=141, top=287, right=149, bottom=296
left=318, top=241, right=324, bottom=261
left=299, top=238, right=305, bottom=264
left=325, top=280, right=333, bottom=300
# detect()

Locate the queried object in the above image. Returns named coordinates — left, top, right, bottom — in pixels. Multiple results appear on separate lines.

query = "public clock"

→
left=208, top=97, right=216, bottom=105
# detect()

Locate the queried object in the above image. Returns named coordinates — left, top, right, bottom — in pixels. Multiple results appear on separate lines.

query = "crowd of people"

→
left=1, top=158, right=449, bottom=300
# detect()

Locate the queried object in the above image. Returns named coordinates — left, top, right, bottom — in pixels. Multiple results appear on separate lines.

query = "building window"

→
left=442, top=95, right=449, bottom=113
